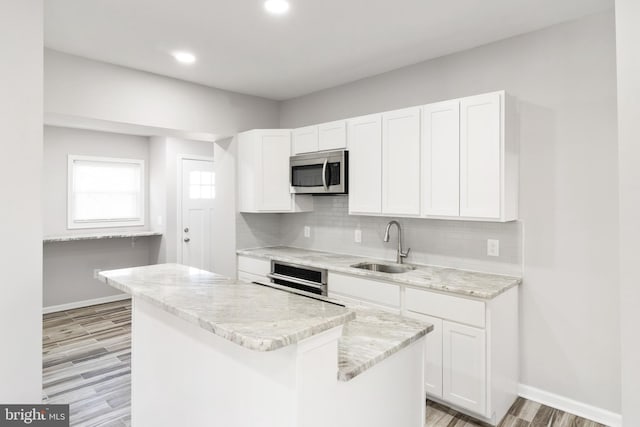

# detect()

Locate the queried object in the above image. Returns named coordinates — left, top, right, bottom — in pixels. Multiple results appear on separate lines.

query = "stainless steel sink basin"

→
left=350, top=262, right=417, bottom=274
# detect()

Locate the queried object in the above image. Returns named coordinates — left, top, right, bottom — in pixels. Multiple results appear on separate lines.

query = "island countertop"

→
left=99, top=263, right=355, bottom=352
left=100, top=263, right=433, bottom=381
left=237, top=246, right=521, bottom=299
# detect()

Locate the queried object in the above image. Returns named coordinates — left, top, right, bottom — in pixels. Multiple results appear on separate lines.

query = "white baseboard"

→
left=43, top=294, right=131, bottom=314
left=518, top=384, right=622, bottom=427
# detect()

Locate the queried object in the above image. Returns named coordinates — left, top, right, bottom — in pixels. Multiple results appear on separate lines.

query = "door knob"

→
left=184, top=237, right=190, bottom=243
left=184, top=227, right=189, bottom=233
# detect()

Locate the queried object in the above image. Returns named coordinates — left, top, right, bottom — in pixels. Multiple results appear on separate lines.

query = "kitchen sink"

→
left=350, top=262, right=417, bottom=274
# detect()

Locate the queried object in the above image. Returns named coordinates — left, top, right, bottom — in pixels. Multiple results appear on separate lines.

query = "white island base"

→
left=131, top=299, right=425, bottom=427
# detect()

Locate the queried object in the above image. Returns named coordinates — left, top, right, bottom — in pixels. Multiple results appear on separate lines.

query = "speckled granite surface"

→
left=256, top=280, right=432, bottom=381
left=237, top=246, right=521, bottom=299
left=99, top=263, right=354, bottom=352
left=100, top=263, right=432, bottom=381
left=44, top=230, right=162, bottom=243
left=338, top=304, right=432, bottom=381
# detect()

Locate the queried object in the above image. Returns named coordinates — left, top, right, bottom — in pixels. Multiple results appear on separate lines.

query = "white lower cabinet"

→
left=325, top=273, right=518, bottom=426
left=236, top=256, right=270, bottom=284
left=442, top=320, right=486, bottom=414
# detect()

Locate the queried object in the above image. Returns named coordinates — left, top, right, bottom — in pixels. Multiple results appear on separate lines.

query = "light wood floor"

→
left=43, top=300, right=607, bottom=427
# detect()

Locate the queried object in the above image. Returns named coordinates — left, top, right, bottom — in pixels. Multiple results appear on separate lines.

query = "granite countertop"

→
left=237, top=246, right=521, bottom=299
left=44, top=230, right=162, bottom=243
left=257, top=280, right=432, bottom=381
left=99, top=263, right=355, bottom=352
left=100, top=263, right=433, bottom=381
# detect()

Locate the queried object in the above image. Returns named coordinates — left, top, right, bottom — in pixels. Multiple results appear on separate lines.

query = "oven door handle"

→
left=267, top=273, right=325, bottom=290
left=321, top=158, right=329, bottom=191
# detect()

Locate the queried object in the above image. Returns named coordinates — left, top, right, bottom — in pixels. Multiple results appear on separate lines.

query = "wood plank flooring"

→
left=43, top=300, right=608, bottom=427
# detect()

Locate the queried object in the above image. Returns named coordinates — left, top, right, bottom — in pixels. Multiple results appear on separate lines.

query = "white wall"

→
left=45, top=49, right=280, bottom=136
left=42, top=126, right=158, bottom=308
left=0, top=0, right=43, bottom=402
left=615, top=1, right=640, bottom=425
left=279, top=12, right=620, bottom=414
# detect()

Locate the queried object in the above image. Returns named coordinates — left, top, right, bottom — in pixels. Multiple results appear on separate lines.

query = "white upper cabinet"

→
left=292, top=125, right=319, bottom=154
left=460, top=92, right=502, bottom=219
left=382, top=107, right=421, bottom=216
left=421, top=101, right=461, bottom=217
left=318, top=120, right=347, bottom=151
left=348, top=114, right=382, bottom=214
left=237, top=130, right=312, bottom=213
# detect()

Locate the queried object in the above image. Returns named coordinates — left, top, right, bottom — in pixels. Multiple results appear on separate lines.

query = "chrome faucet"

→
left=383, top=220, right=410, bottom=264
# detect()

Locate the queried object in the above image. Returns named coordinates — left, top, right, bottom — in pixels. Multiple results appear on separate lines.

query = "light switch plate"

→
left=487, top=239, right=500, bottom=257
left=304, top=226, right=311, bottom=238
left=354, top=229, right=362, bottom=243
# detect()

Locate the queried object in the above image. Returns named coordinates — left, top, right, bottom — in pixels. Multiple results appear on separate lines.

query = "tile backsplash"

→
left=239, top=196, right=523, bottom=275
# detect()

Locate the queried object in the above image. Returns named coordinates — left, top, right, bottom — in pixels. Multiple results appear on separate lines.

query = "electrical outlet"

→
left=354, top=229, right=362, bottom=243
left=93, top=269, right=102, bottom=279
left=487, top=239, right=500, bottom=257
left=303, top=226, right=311, bottom=238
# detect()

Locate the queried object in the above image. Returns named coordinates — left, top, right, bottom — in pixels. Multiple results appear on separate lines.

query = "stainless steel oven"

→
left=268, top=261, right=328, bottom=296
left=290, top=150, right=348, bottom=195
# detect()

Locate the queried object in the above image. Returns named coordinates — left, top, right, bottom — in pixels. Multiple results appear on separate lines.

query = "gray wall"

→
left=279, top=197, right=522, bottom=275
left=0, top=0, right=43, bottom=402
left=45, top=49, right=280, bottom=136
left=278, top=12, right=620, bottom=413
left=43, top=126, right=157, bottom=307
left=43, top=126, right=151, bottom=236
left=615, top=0, right=640, bottom=425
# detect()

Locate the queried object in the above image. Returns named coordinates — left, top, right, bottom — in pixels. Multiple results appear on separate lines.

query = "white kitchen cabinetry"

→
left=236, top=255, right=270, bottom=284
left=237, top=130, right=312, bottom=213
left=325, top=272, right=518, bottom=426
left=292, top=125, right=319, bottom=154
left=328, top=272, right=400, bottom=312
left=382, top=107, right=421, bottom=216
left=421, top=101, right=460, bottom=217
left=318, top=120, right=347, bottom=151
left=421, top=91, right=517, bottom=221
left=442, top=321, right=486, bottom=414
left=347, top=114, right=383, bottom=214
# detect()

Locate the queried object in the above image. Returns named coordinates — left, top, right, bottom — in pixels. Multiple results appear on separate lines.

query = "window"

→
left=68, top=155, right=145, bottom=229
left=189, top=170, right=215, bottom=199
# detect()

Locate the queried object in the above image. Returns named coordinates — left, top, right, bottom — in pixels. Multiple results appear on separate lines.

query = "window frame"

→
left=67, top=155, right=145, bottom=230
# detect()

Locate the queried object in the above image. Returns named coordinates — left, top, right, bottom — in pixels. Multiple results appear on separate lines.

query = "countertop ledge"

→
left=44, top=231, right=162, bottom=243
left=237, top=246, right=521, bottom=300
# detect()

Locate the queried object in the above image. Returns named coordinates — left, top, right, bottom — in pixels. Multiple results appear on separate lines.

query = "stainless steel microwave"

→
left=290, top=150, right=348, bottom=195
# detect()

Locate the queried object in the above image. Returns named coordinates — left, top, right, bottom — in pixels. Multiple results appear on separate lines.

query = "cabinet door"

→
left=259, top=132, right=293, bottom=211
left=442, top=321, right=486, bottom=415
left=410, top=313, right=443, bottom=398
left=460, top=93, right=501, bottom=218
left=347, top=114, right=382, bottom=214
left=422, top=101, right=460, bottom=217
left=292, top=125, right=319, bottom=154
left=382, top=107, right=421, bottom=215
left=318, top=120, right=347, bottom=151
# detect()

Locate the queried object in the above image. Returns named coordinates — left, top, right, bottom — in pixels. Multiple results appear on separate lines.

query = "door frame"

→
left=176, top=154, right=215, bottom=265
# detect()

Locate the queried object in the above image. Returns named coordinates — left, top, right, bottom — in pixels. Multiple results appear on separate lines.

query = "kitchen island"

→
left=100, top=263, right=432, bottom=427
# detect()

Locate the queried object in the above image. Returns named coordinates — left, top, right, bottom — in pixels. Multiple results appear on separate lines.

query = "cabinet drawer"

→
left=405, top=287, right=485, bottom=328
left=237, top=256, right=271, bottom=276
left=329, top=273, right=400, bottom=308
left=238, top=271, right=269, bottom=285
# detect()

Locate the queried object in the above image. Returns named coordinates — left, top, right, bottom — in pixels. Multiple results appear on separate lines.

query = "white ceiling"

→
left=44, top=0, right=613, bottom=100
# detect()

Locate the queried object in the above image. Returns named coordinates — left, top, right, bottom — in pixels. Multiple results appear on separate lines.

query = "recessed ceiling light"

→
left=264, top=0, right=290, bottom=15
left=172, top=51, right=196, bottom=64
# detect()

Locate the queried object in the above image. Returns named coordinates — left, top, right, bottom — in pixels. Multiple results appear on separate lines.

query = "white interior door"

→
left=181, top=158, right=215, bottom=271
